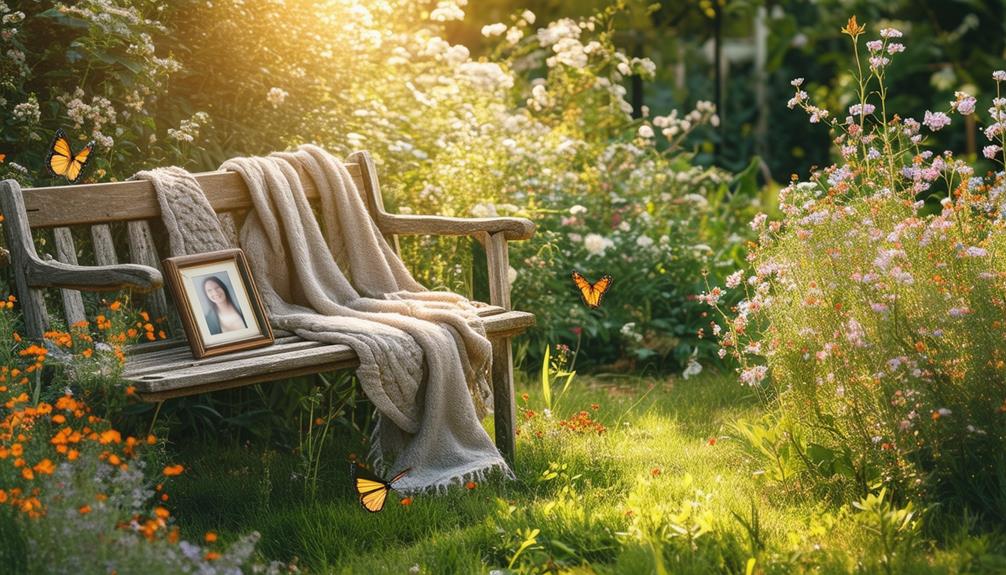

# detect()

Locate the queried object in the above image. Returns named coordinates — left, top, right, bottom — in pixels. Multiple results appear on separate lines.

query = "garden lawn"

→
left=166, top=372, right=1006, bottom=574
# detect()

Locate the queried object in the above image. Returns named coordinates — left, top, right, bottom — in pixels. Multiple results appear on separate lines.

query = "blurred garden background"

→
left=2, top=0, right=1006, bottom=573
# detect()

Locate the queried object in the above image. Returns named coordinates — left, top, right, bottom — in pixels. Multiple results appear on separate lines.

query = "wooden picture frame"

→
left=162, top=249, right=274, bottom=359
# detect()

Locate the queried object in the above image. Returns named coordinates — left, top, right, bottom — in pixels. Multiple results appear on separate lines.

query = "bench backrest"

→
left=1, top=150, right=396, bottom=339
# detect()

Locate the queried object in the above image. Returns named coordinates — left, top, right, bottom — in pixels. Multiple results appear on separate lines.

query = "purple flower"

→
left=866, top=40, right=883, bottom=52
left=886, top=43, right=905, bottom=54
left=994, top=70, right=1006, bottom=82
left=923, top=110, right=951, bottom=131
left=869, top=56, right=890, bottom=69
left=951, top=91, right=977, bottom=115
left=849, top=103, right=876, bottom=116
left=984, top=144, right=1002, bottom=159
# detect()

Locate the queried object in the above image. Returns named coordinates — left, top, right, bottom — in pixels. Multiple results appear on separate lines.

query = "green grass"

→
left=165, top=372, right=1006, bottom=574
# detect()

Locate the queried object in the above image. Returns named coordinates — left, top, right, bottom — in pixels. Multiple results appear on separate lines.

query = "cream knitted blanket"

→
left=135, top=145, right=513, bottom=491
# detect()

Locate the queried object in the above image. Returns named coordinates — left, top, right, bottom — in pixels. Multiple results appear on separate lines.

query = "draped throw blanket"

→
left=133, top=145, right=513, bottom=491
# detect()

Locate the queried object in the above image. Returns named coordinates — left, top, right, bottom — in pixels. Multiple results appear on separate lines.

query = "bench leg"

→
left=491, top=336, right=516, bottom=470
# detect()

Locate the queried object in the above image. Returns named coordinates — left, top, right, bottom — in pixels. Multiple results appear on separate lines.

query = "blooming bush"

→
left=709, top=17, right=1006, bottom=519
left=0, top=299, right=287, bottom=571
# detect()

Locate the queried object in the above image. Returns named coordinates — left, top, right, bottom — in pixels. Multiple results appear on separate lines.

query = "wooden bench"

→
left=0, top=151, right=534, bottom=465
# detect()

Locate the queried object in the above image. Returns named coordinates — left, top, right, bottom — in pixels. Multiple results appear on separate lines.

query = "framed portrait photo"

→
left=162, top=249, right=274, bottom=358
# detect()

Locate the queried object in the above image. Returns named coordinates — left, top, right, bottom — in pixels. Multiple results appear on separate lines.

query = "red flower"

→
left=707, top=437, right=717, bottom=446
left=400, top=497, right=413, bottom=506
left=571, top=326, right=583, bottom=336
left=465, top=481, right=478, bottom=490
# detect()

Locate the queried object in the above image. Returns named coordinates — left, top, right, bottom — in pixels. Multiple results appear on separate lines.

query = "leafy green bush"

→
left=710, top=17, right=1006, bottom=521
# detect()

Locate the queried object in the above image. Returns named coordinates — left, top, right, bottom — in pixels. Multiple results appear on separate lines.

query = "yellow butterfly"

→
left=571, top=270, right=613, bottom=309
left=352, top=464, right=411, bottom=513
left=46, top=128, right=94, bottom=184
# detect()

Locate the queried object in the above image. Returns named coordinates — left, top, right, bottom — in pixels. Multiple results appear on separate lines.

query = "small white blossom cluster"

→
left=430, top=0, right=466, bottom=22
left=57, top=88, right=118, bottom=147
left=167, top=111, right=209, bottom=143
left=12, top=94, right=40, bottom=123
left=266, top=87, right=289, bottom=108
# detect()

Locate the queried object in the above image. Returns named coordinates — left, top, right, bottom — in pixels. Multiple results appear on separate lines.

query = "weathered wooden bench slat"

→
left=125, top=336, right=314, bottom=375
left=90, top=224, right=119, bottom=267
left=126, top=220, right=171, bottom=325
left=53, top=227, right=87, bottom=326
left=132, top=345, right=360, bottom=400
left=126, top=310, right=534, bottom=392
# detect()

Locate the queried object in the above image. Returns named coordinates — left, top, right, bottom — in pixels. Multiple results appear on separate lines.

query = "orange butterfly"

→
left=571, top=270, right=613, bottom=309
left=46, top=128, right=94, bottom=184
left=352, top=464, right=411, bottom=513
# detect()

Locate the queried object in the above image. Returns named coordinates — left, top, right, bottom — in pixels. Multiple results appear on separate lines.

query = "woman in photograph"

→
left=202, top=276, right=247, bottom=335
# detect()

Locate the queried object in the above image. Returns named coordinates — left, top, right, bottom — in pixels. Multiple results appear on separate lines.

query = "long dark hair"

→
left=202, top=276, right=238, bottom=311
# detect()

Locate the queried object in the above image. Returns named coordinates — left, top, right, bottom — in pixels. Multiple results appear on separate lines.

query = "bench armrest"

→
left=1, top=179, right=163, bottom=293
left=29, top=258, right=163, bottom=292
left=377, top=213, right=535, bottom=241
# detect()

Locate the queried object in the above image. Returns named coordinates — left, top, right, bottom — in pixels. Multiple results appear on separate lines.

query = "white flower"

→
left=266, top=87, right=288, bottom=108
left=583, top=233, right=612, bottom=256
left=481, top=23, right=507, bottom=37
left=636, top=235, right=654, bottom=248
left=569, top=204, right=587, bottom=215
left=430, top=0, right=465, bottom=22
left=638, top=125, right=654, bottom=138
left=506, top=27, right=524, bottom=44
left=521, top=10, right=536, bottom=24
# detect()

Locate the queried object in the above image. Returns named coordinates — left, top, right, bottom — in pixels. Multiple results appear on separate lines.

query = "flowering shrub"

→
left=709, top=17, right=1006, bottom=519
left=0, top=299, right=288, bottom=571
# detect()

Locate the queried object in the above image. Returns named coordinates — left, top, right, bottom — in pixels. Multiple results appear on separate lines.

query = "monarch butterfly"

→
left=352, top=464, right=411, bottom=513
left=571, top=270, right=613, bottom=309
left=46, top=128, right=94, bottom=184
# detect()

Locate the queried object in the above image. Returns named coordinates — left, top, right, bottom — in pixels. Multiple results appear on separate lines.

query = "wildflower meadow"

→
left=2, top=1, right=1006, bottom=573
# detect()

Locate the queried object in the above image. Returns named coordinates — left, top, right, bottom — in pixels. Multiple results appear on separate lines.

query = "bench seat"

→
left=126, top=309, right=534, bottom=401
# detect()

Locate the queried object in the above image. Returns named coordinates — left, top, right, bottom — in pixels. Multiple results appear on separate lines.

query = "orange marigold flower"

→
left=21, top=467, right=34, bottom=480
left=163, top=464, right=185, bottom=477
left=650, top=467, right=661, bottom=477
left=400, top=497, right=413, bottom=506
left=33, top=459, right=55, bottom=475
left=205, top=531, right=218, bottom=543
left=52, top=414, right=66, bottom=424
left=465, top=481, right=477, bottom=490
left=0, top=490, right=6, bottom=503
left=82, top=348, right=93, bottom=359
left=205, top=552, right=221, bottom=561
left=78, top=505, right=92, bottom=515
left=146, top=434, right=157, bottom=445
left=708, top=437, right=717, bottom=446
left=140, top=311, right=150, bottom=322
left=100, top=429, right=122, bottom=444
left=125, top=386, right=136, bottom=396
left=160, top=493, right=169, bottom=502
left=67, top=449, right=79, bottom=461
left=154, top=506, right=170, bottom=519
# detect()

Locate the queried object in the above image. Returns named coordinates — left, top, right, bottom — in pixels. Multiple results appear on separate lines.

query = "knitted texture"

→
left=132, top=166, right=232, bottom=254
left=142, top=145, right=511, bottom=491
